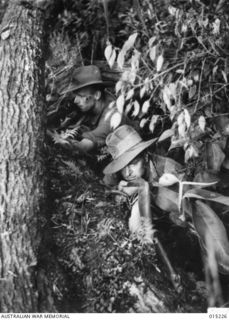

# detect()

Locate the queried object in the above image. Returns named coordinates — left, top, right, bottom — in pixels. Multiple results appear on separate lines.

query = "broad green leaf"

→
left=140, top=118, right=148, bottom=128
left=116, top=94, right=125, bottom=113
left=123, top=33, right=138, bottom=52
left=140, top=86, right=146, bottom=98
left=148, top=36, right=157, bottom=47
left=198, top=116, right=206, bottom=132
left=125, top=103, right=132, bottom=115
left=117, top=50, right=125, bottom=70
left=115, top=80, right=122, bottom=94
left=168, top=83, right=177, bottom=100
left=177, top=112, right=184, bottom=126
left=212, top=18, right=220, bottom=35
left=184, top=109, right=191, bottom=129
left=1, top=29, right=10, bottom=40
left=178, top=122, right=186, bottom=138
left=131, top=49, right=140, bottom=71
left=168, top=5, right=178, bottom=16
left=183, top=188, right=229, bottom=207
left=154, top=187, right=179, bottom=213
left=108, top=49, right=116, bottom=68
left=159, top=173, right=179, bottom=186
left=156, top=54, right=164, bottom=72
left=104, top=44, right=113, bottom=62
left=110, top=112, right=122, bottom=129
left=149, top=115, right=159, bottom=133
left=104, top=109, right=113, bottom=121
left=189, top=85, right=197, bottom=99
left=185, top=145, right=199, bottom=162
left=149, top=46, right=157, bottom=62
left=192, top=201, right=229, bottom=274
left=162, top=86, right=171, bottom=110
left=142, top=100, right=150, bottom=114
left=107, top=101, right=115, bottom=110
left=206, top=142, right=225, bottom=172
left=158, top=129, right=174, bottom=142
left=126, top=89, right=134, bottom=101
left=132, top=100, right=140, bottom=117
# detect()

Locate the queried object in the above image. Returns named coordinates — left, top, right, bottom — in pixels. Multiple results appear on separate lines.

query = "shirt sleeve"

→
left=82, top=107, right=116, bottom=148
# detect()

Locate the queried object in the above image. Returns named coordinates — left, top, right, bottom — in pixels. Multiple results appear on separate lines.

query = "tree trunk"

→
left=0, top=0, right=54, bottom=312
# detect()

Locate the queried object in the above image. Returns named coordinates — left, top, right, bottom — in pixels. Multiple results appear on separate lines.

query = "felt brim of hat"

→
left=103, top=137, right=157, bottom=175
left=60, top=80, right=113, bottom=95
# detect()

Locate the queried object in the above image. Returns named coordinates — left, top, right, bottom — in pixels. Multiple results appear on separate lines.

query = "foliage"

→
left=105, top=0, right=229, bottom=171
left=44, top=147, right=207, bottom=312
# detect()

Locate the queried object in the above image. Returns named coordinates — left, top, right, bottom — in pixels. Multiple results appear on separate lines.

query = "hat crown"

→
left=72, top=65, right=102, bottom=88
left=106, top=125, right=142, bottom=159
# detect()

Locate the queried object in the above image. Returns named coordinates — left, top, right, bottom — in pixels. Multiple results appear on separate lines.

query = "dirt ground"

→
left=36, top=143, right=216, bottom=313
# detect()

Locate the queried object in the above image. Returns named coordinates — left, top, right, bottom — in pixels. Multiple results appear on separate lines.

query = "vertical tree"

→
left=0, top=0, right=56, bottom=312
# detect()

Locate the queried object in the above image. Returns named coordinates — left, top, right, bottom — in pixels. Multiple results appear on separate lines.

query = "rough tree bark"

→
left=0, top=0, right=58, bottom=312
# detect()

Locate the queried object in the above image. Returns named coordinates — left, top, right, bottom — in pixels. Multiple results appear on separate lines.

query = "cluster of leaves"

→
left=50, top=0, right=133, bottom=62
left=105, top=0, right=229, bottom=169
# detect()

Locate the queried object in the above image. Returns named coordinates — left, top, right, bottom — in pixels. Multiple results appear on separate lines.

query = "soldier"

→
left=103, top=125, right=184, bottom=242
left=57, top=65, right=121, bottom=154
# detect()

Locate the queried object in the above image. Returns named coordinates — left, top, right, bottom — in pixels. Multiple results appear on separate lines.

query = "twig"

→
left=155, top=238, right=182, bottom=293
left=194, top=58, right=206, bottom=113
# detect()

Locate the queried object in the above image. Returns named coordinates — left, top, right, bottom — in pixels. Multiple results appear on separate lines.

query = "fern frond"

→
left=97, top=218, right=115, bottom=239
left=60, top=127, right=81, bottom=139
left=61, top=160, right=81, bottom=176
left=132, top=217, right=156, bottom=245
left=50, top=130, right=71, bottom=145
left=50, top=127, right=81, bottom=145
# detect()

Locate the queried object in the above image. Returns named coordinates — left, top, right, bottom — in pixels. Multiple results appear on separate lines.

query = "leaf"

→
left=162, top=86, right=171, bottom=110
left=206, top=142, right=225, bottom=172
left=132, top=100, right=140, bottom=117
left=149, top=46, right=157, bottom=62
left=192, top=201, right=229, bottom=274
left=110, top=112, right=122, bottom=129
left=198, top=116, right=206, bottom=132
left=184, top=188, right=229, bottom=207
left=149, top=115, right=159, bottom=133
left=154, top=187, right=179, bottom=212
left=140, top=118, right=148, bottom=128
left=1, top=29, right=10, bottom=40
left=221, top=70, right=227, bottom=83
left=123, top=33, right=138, bottom=52
left=142, top=100, right=150, bottom=114
left=125, top=103, right=132, bottom=115
left=168, top=5, right=178, bottom=16
left=189, top=85, right=197, bottom=99
left=115, top=80, right=123, bottom=94
left=184, top=109, right=191, bottom=129
left=140, top=86, right=146, bottom=98
left=185, top=145, right=199, bottom=162
left=178, top=122, right=186, bottom=138
left=108, top=49, right=116, bottom=68
left=159, top=173, right=179, bottom=186
left=126, top=89, right=134, bottom=101
left=156, top=54, right=164, bottom=72
left=116, top=94, right=125, bottom=113
left=212, top=18, right=220, bottom=35
left=104, top=44, right=113, bottom=63
left=158, top=129, right=174, bottom=142
left=117, top=50, right=125, bottom=70
left=148, top=36, right=157, bottom=47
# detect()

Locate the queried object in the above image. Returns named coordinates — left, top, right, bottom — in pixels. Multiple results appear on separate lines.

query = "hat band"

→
left=109, top=133, right=142, bottom=159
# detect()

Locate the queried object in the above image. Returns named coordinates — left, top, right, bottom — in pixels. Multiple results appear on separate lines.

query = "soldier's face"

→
left=121, top=155, right=145, bottom=181
left=74, top=87, right=97, bottom=112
